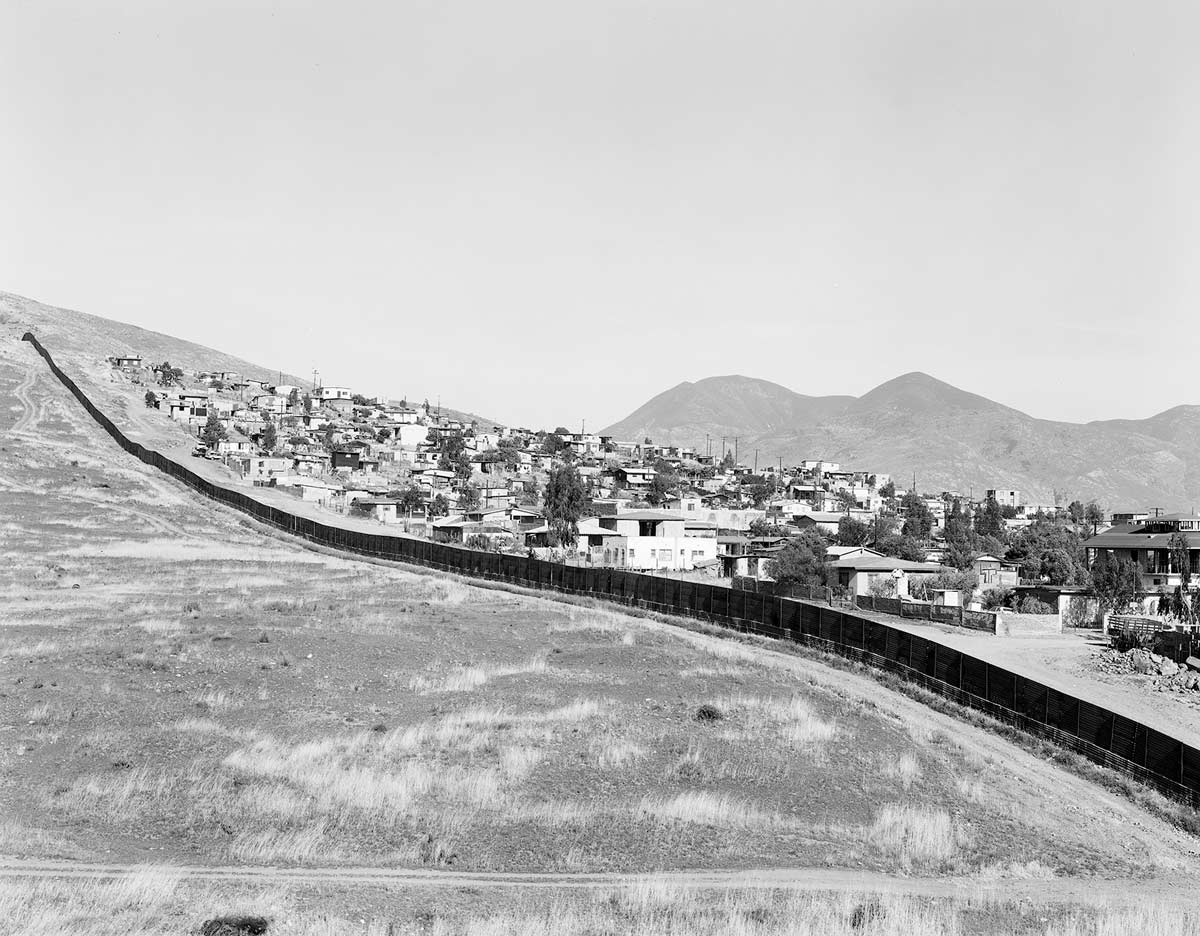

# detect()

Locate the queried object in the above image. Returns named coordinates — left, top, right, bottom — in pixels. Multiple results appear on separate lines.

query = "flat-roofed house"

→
left=1084, top=513, right=1200, bottom=593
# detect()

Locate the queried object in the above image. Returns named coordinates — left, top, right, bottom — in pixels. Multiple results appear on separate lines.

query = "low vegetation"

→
left=4, top=346, right=1200, bottom=928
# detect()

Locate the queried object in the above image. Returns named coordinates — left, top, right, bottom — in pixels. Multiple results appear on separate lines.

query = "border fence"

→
left=22, top=332, right=1200, bottom=810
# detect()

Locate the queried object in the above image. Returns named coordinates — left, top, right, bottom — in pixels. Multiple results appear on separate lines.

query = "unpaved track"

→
left=10, top=354, right=39, bottom=434
left=0, top=858, right=1193, bottom=907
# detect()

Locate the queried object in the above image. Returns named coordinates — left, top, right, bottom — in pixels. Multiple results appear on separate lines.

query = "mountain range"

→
left=602, top=374, right=1200, bottom=511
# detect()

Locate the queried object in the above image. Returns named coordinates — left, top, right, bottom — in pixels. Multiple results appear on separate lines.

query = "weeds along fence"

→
left=22, top=332, right=1200, bottom=810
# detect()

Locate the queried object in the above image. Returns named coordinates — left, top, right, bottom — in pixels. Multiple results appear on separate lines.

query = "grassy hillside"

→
left=5, top=331, right=1200, bottom=931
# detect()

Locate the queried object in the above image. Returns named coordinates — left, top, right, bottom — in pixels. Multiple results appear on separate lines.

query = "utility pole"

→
left=754, top=449, right=758, bottom=474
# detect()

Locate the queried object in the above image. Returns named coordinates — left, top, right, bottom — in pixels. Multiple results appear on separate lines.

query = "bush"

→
left=1016, top=595, right=1056, bottom=615
left=694, top=703, right=723, bottom=722
left=981, top=586, right=1014, bottom=610
left=1111, top=627, right=1146, bottom=652
left=465, top=533, right=492, bottom=551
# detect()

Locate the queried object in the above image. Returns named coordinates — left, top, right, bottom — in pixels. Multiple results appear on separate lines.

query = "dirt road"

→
left=0, top=857, right=1193, bottom=907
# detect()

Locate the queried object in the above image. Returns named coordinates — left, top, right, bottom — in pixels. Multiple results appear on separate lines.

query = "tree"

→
left=647, top=472, right=678, bottom=506
left=1167, top=531, right=1195, bottom=624
left=1084, top=501, right=1105, bottom=536
left=909, top=570, right=978, bottom=602
left=975, top=496, right=1005, bottom=539
left=745, top=481, right=773, bottom=509
left=1091, top=550, right=1144, bottom=614
left=836, top=515, right=871, bottom=547
left=541, top=432, right=569, bottom=455
left=1067, top=500, right=1086, bottom=528
left=749, top=518, right=784, bottom=537
left=719, top=451, right=735, bottom=470
left=376, top=428, right=392, bottom=442
left=288, top=388, right=301, bottom=410
left=766, top=530, right=831, bottom=589
left=397, top=485, right=424, bottom=515
left=1006, top=517, right=1088, bottom=585
left=156, top=361, right=184, bottom=386
left=459, top=484, right=480, bottom=512
left=878, top=479, right=896, bottom=501
left=144, top=390, right=158, bottom=408
left=201, top=412, right=226, bottom=449
left=900, top=491, right=932, bottom=538
left=302, top=393, right=313, bottom=414
left=260, top=421, right=278, bottom=453
left=430, top=493, right=449, bottom=517
left=544, top=464, right=588, bottom=546
left=835, top=489, right=857, bottom=513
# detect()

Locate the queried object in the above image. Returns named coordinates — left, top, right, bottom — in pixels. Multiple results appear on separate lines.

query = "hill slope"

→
left=603, top=373, right=1200, bottom=510
left=0, top=290, right=499, bottom=427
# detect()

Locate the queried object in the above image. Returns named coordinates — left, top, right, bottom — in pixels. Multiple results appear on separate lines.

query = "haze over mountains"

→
left=602, top=374, right=1200, bottom=512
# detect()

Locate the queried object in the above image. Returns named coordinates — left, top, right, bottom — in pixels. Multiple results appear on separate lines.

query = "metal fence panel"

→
left=985, top=664, right=1015, bottom=710
left=1046, top=689, right=1080, bottom=734
left=744, top=592, right=766, bottom=629
left=842, top=615, right=865, bottom=649
left=960, top=656, right=988, bottom=699
left=1076, top=700, right=1114, bottom=748
left=1145, top=729, right=1183, bottom=781
left=932, top=645, right=962, bottom=687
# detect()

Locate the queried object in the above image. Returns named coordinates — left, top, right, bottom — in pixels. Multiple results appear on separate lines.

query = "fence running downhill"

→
left=21, top=332, right=1200, bottom=810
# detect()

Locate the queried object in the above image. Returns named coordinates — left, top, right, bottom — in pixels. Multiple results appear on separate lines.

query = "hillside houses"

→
left=109, top=351, right=1044, bottom=580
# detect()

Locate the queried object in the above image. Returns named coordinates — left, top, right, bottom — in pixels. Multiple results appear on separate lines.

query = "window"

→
left=629, top=549, right=635, bottom=558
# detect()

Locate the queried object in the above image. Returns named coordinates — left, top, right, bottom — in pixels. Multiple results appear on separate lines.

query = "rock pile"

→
left=1093, top=648, right=1200, bottom=692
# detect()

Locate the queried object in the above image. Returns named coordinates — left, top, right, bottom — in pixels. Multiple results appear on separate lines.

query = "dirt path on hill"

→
left=10, top=354, right=39, bottom=434
left=0, top=857, right=1193, bottom=907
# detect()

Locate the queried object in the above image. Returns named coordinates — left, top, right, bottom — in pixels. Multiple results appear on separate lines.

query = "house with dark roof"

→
left=1083, top=513, right=1200, bottom=592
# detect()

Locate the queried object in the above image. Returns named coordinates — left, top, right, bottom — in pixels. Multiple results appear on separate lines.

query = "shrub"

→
left=694, top=703, right=723, bottom=723
left=1016, top=595, right=1056, bottom=615
left=980, top=586, right=1013, bottom=610
left=1111, top=627, right=1146, bottom=652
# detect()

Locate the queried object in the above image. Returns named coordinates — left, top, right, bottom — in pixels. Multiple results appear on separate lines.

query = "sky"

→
left=4, top=1, right=1198, bottom=430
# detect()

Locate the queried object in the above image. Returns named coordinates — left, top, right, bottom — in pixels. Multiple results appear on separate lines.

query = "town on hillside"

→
left=115, top=354, right=1198, bottom=629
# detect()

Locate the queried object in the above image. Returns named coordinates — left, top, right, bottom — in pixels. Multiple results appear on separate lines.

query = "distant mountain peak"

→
left=601, top=369, right=1200, bottom=509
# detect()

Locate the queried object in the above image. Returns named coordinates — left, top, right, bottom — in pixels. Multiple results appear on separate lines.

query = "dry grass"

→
left=590, top=737, right=647, bottom=769
left=639, top=792, right=787, bottom=830
left=410, top=655, right=548, bottom=694
left=883, top=753, right=923, bottom=791
left=718, top=694, right=838, bottom=749
left=868, top=804, right=965, bottom=871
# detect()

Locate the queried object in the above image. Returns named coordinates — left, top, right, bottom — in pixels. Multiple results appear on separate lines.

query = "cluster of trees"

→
left=765, top=529, right=833, bottom=590
left=433, top=430, right=472, bottom=480
left=544, top=463, right=588, bottom=546
left=201, top=412, right=226, bottom=448
left=156, top=361, right=184, bottom=386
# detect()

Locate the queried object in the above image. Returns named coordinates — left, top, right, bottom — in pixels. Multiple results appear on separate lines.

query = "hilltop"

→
left=603, top=373, right=1200, bottom=509
left=0, top=290, right=499, bottom=428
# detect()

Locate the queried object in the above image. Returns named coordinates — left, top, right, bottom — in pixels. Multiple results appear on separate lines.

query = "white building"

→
left=597, top=511, right=718, bottom=571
